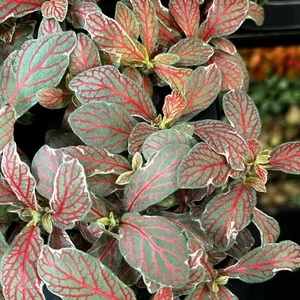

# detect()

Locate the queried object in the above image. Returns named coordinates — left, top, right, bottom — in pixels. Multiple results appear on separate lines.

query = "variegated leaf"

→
left=162, top=89, right=186, bottom=123
left=36, top=86, right=71, bottom=109
left=41, top=0, right=68, bottom=22
left=247, top=1, right=264, bottom=26
left=157, top=18, right=181, bottom=47
left=87, top=174, right=119, bottom=197
left=210, top=37, right=237, bottom=55
left=0, top=105, right=16, bottom=154
left=152, top=53, right=180, bottom=65
left=38, top=18, right=62, bottom=37
left=48, top=227, right=75, bottom=249
left=0, top=175, right=23, bottom=207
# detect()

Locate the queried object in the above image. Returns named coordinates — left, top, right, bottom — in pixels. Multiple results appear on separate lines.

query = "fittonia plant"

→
left=0, top=0, right=299, bottom=299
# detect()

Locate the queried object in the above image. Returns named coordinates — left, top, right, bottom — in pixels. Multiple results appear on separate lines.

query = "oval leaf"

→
left=69, top=102, right=137, bottom=154
left=162, top=89, right=186, bottom=121
left=119, top=212, right=190, bottom=287
left=124, top=145, right=190, bottom=212
left=0, top=105, right=16, bottom=154
left=38, top=246, right=136, bottom=299
left=247, top=1, right=264, bottom=26
left=41, top=0, right=68, bottom=22
left=36, top=86, right=71, bottom=109
left=0, top=175, right=23, bottom=207
left=223, top=90, right=261, bottom=140
left=38, top=18, right=62, bottom=37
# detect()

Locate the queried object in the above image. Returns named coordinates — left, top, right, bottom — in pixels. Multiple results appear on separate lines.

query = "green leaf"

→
left=221, top=241, right=300, bottom=283
left=36, top=86, right=71, bottom=109
left=0, top=105, right=16, bottom=154
left=0, top=230, right=8, bottom=260
left=152, top=53, right=180, bottom=66
left=119, top=212, right=190, bottom=287
left=38, top=18, right=62, bottom=37
left=87, top=174, right=119, bottom=197
left=41, top=0, right=68, bottom=22
left=38, top=246, right=136, bottom=299
left=69, top=102, right=137, bottom=154
left=48, top=227, right=75, bottom=249
left=124, top=145, right=190, bottom=212
left=247, top=1, right=264, bottom=26
left=0, top=31, right=76, bottom=117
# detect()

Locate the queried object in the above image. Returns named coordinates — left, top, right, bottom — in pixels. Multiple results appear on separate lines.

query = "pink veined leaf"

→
left=157, top=18, right=182, bottom=47
left=87, top=173, right=119, bottom=197
left=69, top=65, right=156, bottom=121
left=69, top=102, right=137, bottom=154
left=198, top=0, right=249, bottom=42
left=0, top=230, right=8, bottom=259
left=168, top=38, right=214, bottom=66
left=252, top=208, right=280, bottom=245
left=268, top=142, right=300, bottom=174
left=120, top=212, right=190, bottom=287
left=1, top=226, right=44, bottom=300
left=223, top=89, right=261, bottom=140
left=84, top=194, right=108, bottom=222
left=86, top=11, right=146, bottom=64
left=181, top=64, right=221, bottom=121
left=178, top=143, right=242, bottom=189
left=210, top=37, right=237, bottom=55
left=115, top=2, right=139, bottom=40
left=0, top=175, right=24, bottom=207
left=131, top=0, right=159, bottom=56
left=184, top=283, right=211, bottom=300
left=152, top=287, right=173, bottom=300
left=61, top=145, right=131, bottom=177
left=247, top=138, right=262, bottom=160
left=50, top=158, right=92, bottom=230
left=48, top=227, right=75, bottom=249
left=217, top=285, right=239, bottom=299
left=124, top=145, right=190, bottom=212
left=88, top=235, right=121, bottom=270
left=220, top=241, right=300, bottom=283
left=45, top=130, right=83, bottom=149
left=38, top=246, right=136, bottom=299
left=154, top=64, right=192, bottom=90
left=122, top=67, right=143, bottom=82
left=142, top=129, right=197, bottom=161
left=115, top=258, right=141, bottom=286
left=0, top=0, right=43, bottom=22
left=0, top=104, right=16, bottom=154
left=193, top=120, right=248, bottom=170
left=152, top=53, right=180, bottom=66
left=169, top=0, right=200, bottom=37
left=244, top=177, right=266, bottom=193
left=162, top=89, right=187, bottom=120
left=31, top=145, right=66, bottom=199
left=67, top=2, right=101, bottom=29
left=247, top=1, right=264, bottom=26
left=41, top=0, right=68, bottom=22
left=128, top=122, right=159, bottom=154
left=1, top=142, right=38, bottom=210
left=0, top=31, right=76, bottom=117
left=69, top=33, right=101, bottom=76
left=38, top=18, right=62, bottom=37
left=36, top=86, right=72, bottom=109
left=69, top=0, right=98, bottom=4
left=254, top=165, right=268, bottom=184
left=201, top=181, right=256, bottom=250
left=61, top=103, right=77, bottom=131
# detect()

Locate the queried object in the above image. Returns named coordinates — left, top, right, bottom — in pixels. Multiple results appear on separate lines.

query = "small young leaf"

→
left=223, top=90, right=261, bottom=140
left=247, top=1, right=264, bottom=26
left=199, top=0, right=249, bottom=42
left=69, top=33, right=101, bottom=76
left=48, top=227, right=75, bottom=249
left=115, top=2, right=139, bottom=39
left=41, top=0, right=68, bottom=22
left=1, top=226, right=44, bottom=300
left=2, top=142, right=38, bottom=210
left=169, top=0, right=200, bottom=38
left=124, top=145, right=190, bottom=212
left=38, top=246, right=136, bottom=299
left=152, top=53, right=180, bottom=65
left=244, top=177, right=266, bottom=193
left=181, top=64, right=221, bottom=121
left=36, top=86, right=71, bottom=109
left=119, top=212, right=190, bottom=287
left=221, top=241, right=300, bottom=283
left=254, top=165, right=268, bottom=184
left=193, top=120, right=248, bottom=170
left=131, top=0, right=159, bottom=56
left=0, top=105, right=16, bottom=154
left=38, top=18, right=62, bottom=37
left=169, top=38, right=214, bottom=66
left=252, top=208, right=280, bottom=245
left=268, top=142, right=300, bottom=174
left=86, top=11, right=146, bottom=64
left=69, top=65, right=156, bottom=121
left=210, top=37, right=237, bottom=55
left=201, top=181, right=256, bottom=250
left=50, top=158, right=92, bottom=230
left=69, top=102, right=137, bottom=154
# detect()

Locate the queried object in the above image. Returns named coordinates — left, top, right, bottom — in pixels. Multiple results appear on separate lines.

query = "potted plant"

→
left=0, top=1, right=300, bottom=299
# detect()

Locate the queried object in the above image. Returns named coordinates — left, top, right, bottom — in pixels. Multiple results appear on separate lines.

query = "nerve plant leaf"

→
left=201, top=181, right=256, bottom=250
left=1, top=226, right=44, bottom=300
left=2, top=142, right=38, bottom=211
left=221, top=241, right=300, bottom=283
left=0, top=105, right=16, bottom=154
left=36, top=86, right=71, bottom=109
left=223, top=90, right=261, bottom=140
left=119, top=213, right=190, bottom=288
left=86, top=11, right=146, bottom=64
left=178, top=143, right=241, bottom=188
left=48, top=227, right=75, bottom=250
left=131, top=0, right=159, bottom=56
left=268, top=142, right=300, bottom=174
left=69, top=65, right=156, bottom=121
left=0, top=175, right=23, bottom=207
left=199, top=0, right=249, bottom=42
left=0, top=230, right=8, bottom=259
left=247, top=1, right=264, bottom=26
left=0, top=0, right=43, bottom=22
left=124, top=145, right=190, bottom=212
left=169, top=0, right=200, bottom=38
left=152, top=287, right=173, bottom=300
left=0, top=31, right=76, bottom=117
left=193, top=120, right=248, bottom=170
left=38, top=246, right=136, bottom=300
left=69, top=102, right=137, bottom=154
left=41, top=0, right=68, bottom=22
left=50, top=158, right=92, bottom=230
left=38, top=18, right=62, bottom=37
